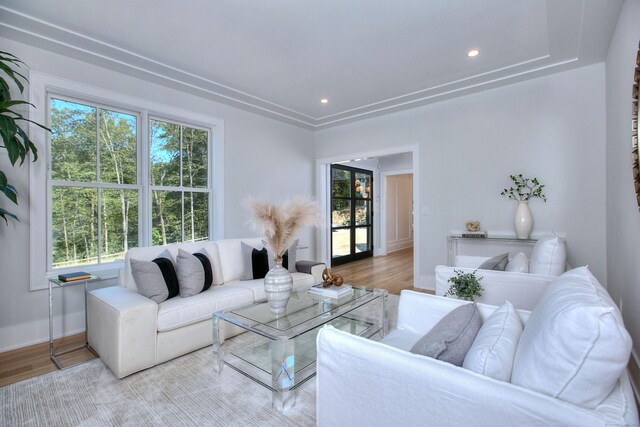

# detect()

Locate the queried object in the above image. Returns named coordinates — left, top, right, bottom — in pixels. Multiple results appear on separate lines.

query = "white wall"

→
left=0, top=37, right=315, bottom=351
left=316, top=64, right=607, bottom=289
left=385, top=174, right=413, bottom=252
left=605, top=0, right=640, bottom=355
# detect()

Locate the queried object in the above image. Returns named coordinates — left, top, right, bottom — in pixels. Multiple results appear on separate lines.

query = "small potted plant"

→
left=444, top=269, right=484, bottom=301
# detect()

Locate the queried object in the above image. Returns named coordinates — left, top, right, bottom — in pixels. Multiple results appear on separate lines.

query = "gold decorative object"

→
left=465, top=221, right=480, bottom=232
left=321, top=268, right=344, bottom=287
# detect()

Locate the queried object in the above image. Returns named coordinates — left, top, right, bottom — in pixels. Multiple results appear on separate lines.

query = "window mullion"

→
left=96, top=109, right=102, bottom=264
left=180, top=126, right=185, bottom=242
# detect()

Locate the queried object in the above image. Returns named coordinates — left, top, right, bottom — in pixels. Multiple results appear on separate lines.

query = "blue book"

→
left=58, top=272, right=92, bottom=282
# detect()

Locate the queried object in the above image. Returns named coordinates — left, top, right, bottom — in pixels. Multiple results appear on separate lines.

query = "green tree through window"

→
left=49, top=97, right=211, bottom=269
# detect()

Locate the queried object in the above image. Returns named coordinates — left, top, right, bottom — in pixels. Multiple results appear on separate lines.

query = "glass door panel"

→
left=331, top=165, right=373, bottom=265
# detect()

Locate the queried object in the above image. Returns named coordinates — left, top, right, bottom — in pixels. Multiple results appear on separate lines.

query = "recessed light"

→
left=467, top=49, right=480, bottom=58
left=320, top=98, right=329, bottom=104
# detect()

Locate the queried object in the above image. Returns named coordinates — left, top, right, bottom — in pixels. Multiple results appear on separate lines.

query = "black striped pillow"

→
left=193, top=252, right=213, bottom=292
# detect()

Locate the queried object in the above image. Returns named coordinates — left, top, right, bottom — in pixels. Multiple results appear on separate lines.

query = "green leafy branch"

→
left=501, top=174, right=546, bottom=202
left=445, top=269, right=484, bottom=299
left=0, top=50, right=50, bottom=225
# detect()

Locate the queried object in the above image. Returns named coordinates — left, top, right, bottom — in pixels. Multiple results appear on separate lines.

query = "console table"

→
left=447, top=235, right=537, bottom=266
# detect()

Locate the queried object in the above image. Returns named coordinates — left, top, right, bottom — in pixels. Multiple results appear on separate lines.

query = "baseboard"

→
left=387, top=238, right=413, bottom=253
left=0, top=311, right=85, bottom=353
left=414, top=273, right=435, bottom=291
left=630, top=349, right=640, bottom=410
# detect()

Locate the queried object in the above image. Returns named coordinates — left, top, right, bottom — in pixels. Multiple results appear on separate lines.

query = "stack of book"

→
left=461, top=231, right=487, bottom=238
left=57, top=271, right=92, bottom=282
left=308, top=283, right=353, bottom=298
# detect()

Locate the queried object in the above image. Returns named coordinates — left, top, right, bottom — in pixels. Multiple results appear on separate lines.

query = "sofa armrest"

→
left=88, top=286, right=157, bottom=378
left=435, top=265, right=554, bottom=310
left=316, top=326, right=617, bottom=427
left=295, top=260, right=326, bottom=285
left=396, top=290, right=470, bottom=334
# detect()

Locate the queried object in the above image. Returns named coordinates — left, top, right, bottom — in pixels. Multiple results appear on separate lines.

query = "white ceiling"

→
left=0, top=0, right=624, bottom=129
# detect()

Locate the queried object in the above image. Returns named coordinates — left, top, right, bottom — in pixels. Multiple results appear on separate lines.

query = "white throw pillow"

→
left=505, top=252, right=529, bottom=273
left=462, top=301, right=523, bottom=381
left=529, top=236, right=566, bottom=275
left=511, top=267, right=632, bottom=408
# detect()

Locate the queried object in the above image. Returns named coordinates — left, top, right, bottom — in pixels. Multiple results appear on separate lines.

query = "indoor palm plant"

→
left=0, top=51, right=50, bottom=225
left=248, top=196, right=320, bottom=313
left=444, top=269, right=484, bottom=300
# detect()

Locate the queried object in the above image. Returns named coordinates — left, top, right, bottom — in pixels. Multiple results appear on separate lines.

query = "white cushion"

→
left=511, top=267, right=632, bottom=408
left=123, top=241, right=220, bottom=291
left=380, top=328, right=422, bottom=352
left=225, top=272, right=315, bottom=301
left=462, top=301, right=523, bottom=381
left=217, top=238, right=264, bottom=283
left=156, top=285, right=254, bottom=331
left=505, top=252, right=529, bottom=273
left=529, top=236, right=566, bottom=275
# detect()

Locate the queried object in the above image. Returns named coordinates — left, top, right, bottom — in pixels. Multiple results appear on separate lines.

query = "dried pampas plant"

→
left=247, top=196, right=320, bottom=259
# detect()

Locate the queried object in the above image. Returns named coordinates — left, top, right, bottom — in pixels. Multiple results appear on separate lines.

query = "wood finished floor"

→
left=0, top=333, right=96, bottom=388
left=332, top=247, right=426, bottom=296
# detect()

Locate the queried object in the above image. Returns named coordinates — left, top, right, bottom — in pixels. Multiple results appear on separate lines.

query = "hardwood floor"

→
left=331, top=247, right=429, bottom=295
left=0, top=333, right=96, bottom=388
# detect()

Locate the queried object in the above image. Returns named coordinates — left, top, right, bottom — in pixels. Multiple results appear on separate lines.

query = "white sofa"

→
left=87, top=238, right=325, bottom=378
left=317, top=275, right=638, bottom=426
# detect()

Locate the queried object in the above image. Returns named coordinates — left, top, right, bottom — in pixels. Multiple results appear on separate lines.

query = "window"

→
left=28, top=72, right=224, bottom=289
left=48, top=97, right=213, bottom=270
left=149, top=119, right=210, bottom=245
left=49, top=98, right=139, bottom=268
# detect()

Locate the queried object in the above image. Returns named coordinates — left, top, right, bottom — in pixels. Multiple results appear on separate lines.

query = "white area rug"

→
left=1, top=295, right=399, bottom=426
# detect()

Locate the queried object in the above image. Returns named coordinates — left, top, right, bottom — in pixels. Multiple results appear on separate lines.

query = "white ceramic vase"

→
left=513, top=201, right=533, bottom=239
left=263, top=258, right=293, bottom=314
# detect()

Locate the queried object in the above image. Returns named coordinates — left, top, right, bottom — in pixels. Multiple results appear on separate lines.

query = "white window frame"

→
left=29, top=72, right=225, bottom=291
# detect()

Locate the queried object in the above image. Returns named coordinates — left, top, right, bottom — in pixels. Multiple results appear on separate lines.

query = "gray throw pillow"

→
left=176, top=249, right=205, bottom=297
left=478, top=253, right=509, bottom=271
left=241, top=242, right=261, bottom=280
left=410, top=303, right=482, bottom=366
left=130, top=259, right=169, bottom=304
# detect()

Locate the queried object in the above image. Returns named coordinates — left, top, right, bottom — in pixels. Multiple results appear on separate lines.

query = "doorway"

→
left=330, top=164, right=373, bottom=265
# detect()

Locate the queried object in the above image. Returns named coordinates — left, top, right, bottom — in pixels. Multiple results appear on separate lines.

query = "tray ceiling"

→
left=0, top=0, right=624, bottom=129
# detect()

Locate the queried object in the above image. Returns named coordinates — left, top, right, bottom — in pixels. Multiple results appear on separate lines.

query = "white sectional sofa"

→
left=87, top=238, right=325, bottom=378
left=317, top=267, right=638, bottom=427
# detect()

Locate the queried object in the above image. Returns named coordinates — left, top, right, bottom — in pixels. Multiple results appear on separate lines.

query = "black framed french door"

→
left=330, top=164, right=373, bottom=266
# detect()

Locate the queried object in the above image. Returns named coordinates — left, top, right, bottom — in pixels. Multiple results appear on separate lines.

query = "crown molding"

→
left=0, top=5, right=587, bottom=130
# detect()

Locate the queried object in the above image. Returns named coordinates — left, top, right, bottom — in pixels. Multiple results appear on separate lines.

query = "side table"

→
left=48, top=276, right=100, bottom=370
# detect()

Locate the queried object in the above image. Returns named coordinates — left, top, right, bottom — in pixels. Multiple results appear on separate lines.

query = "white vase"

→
left=263, top=258, right=293, bottom=314
left=513, top=201, right=533, bottom=239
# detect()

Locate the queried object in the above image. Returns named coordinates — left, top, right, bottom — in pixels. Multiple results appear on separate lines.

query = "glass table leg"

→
left=271, top=337, right=295, bottom=412
left=212, top=314, right=224, bottom=373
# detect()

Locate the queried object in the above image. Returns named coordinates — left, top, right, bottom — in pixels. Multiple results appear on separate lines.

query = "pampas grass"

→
left=247, top=196, right=320, bottom=258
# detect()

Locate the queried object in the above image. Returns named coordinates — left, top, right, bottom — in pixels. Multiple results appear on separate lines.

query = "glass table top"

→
left=215, top=286, right=384, bottom=339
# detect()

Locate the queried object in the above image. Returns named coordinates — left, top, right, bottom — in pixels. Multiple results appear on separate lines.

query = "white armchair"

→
left=316, top=290, right=638, bottom=427
left=435, top=264, right=554, bottom=310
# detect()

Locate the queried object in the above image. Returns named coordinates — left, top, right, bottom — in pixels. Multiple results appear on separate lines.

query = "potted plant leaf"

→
left=0, top=50, right=50, bottom=225
left=444, top=269, right=484, bottom=301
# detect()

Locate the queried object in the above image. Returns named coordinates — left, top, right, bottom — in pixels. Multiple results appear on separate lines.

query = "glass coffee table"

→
left=212, top=286, right=388, bottom=412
